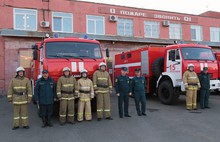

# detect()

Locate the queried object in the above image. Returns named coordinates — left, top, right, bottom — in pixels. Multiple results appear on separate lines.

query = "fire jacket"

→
left=93, top=70, right=112, bottom=93
left=183, top=70, right=201, bottom=90
left=77, top=78, right=94, bottom=101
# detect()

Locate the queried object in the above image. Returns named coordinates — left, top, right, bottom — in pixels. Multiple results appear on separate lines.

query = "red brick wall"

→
left=0, top=37, right=5, bottom=95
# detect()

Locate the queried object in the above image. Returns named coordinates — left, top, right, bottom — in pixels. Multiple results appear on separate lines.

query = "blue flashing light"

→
left=84, top=35, right=88, bottom=39
left=179, top=41, right=184, bottom=44
left=53, top=33, right=59, bottom=38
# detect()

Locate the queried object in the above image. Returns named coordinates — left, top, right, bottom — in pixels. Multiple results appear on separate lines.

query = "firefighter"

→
left=34, top=70, right=56, bottom=128
left=93, top=62, right=113, bottom=121
left=77, top=69, right=94, bottom=122
left=7, top=66, right=32, bottom=130
left=199, top=67, right=210, bottom=109
left=131, top=68, right=147, bottom=116
left=183, top=64, right=201, bottom=110
left=115, top=67, right=132, bottom=118
left=57, top=67, right=77, bottom=125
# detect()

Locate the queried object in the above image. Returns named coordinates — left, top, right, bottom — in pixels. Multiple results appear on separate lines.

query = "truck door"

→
left=166, top=49, right=182, bottom=80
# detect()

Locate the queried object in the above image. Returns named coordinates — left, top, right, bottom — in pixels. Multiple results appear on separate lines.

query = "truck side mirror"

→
left=33, top=50, right=38, bottom=60
left=106, top=48, right=110, bottom=58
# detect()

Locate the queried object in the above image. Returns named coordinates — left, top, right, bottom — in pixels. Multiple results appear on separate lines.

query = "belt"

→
left=61, top=90, right=74, bottom=94
left=188, top=83, right=198, bottom=86
left=97, top=85, right=109, bottom=88
left=14, top=92, right=26, bottom=96
left=79, top=90, right=91, bottom=94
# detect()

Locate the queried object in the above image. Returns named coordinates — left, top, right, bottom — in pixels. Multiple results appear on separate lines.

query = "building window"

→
left=86, top=15, right=105, bottom=35
left=117, top=18, right=133, bottom=36
left=169, top=23, right=182, bottom=39
left=52, top=12, right=73, bottom=33
left=144, top=21, right=160, bottom=38
left=191, top=25, right=203, bottom=41
left=14, top=8, right=37, bottom=31
left=210, top=27, right=220, bottom=42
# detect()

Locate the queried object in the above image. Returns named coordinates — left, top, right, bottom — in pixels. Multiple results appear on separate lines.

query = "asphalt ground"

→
left=0, top=93, right=220, bottom=142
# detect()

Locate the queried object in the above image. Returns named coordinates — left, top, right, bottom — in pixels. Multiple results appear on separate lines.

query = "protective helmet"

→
left=188, top=64, right=194, bottom=69
left=16, top=67, right=25, bottom=72
left=80, top=69, right=88, bottom=74
left=99, top=62, right=106, bottom=67
left=63, top=67, right=71, bottom=72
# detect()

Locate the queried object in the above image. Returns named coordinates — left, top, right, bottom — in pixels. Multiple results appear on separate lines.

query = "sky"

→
left=78, top=0, right=220, bottom=15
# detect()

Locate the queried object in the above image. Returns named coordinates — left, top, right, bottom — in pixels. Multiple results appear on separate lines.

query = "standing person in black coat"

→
left=199, top=67, right=210, bottom=109
left=34, top=70, right=56, bottom=128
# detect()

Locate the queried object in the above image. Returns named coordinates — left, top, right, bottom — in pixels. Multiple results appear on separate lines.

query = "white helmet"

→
left=80, top=69, right=88, bottom=74
left=62, top=67, right=71, bottom=72
left=188, top=64, right=194, bottom=69
left=16, top=66, right=25, bottom=72
left=99, top=62, right=106, bottom=67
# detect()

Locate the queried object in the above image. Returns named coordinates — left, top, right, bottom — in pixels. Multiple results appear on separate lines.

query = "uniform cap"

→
left=121, top=67, right=128, bottom=72
left=42, top=70, right=48, bottom=74
left=203, top=67, right=208, bottom=71
left=135, top=68, right=141, bottom=72
left=16, top=66, right=25, bottom=72
left=63, top=67, right=71, bottom=72
left=99, top=62, right=106, bottom=67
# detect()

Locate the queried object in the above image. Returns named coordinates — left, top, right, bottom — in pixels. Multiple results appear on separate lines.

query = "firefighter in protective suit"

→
left=77, top=69, right=94, bottom=122
left=183, top=64, right=201, bottom=110
left=93, top=62, right=113, bottom=121
left=7, top=67, right=32, bottom=130
left=57, top=67, right=77, bottom=125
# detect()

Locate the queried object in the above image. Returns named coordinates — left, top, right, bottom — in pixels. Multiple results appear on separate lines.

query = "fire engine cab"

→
left=114, top=44, right=220, bottom=105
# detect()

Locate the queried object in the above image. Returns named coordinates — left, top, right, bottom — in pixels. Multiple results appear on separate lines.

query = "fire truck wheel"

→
left=152, top=57, right=164, bottom=78
left=158, top=80, right=176, bottom=105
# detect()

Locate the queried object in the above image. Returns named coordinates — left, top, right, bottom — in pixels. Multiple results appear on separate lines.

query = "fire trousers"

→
left=96, top=92, right=111, bottom=118
left=13, top=104, right=28, bottom=127
left=186, top=89, right=197, bottom=110
left=77, top=97, right=92, bottom=121
left=59, top=99, right=74, bottom=123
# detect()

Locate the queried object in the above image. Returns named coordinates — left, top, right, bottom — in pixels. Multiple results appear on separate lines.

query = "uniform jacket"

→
left=183, top=70, right=201, bottom=90
left=34, top=77, right=56, bottom=105
left=57, top=75, right=77, bottom=100
left=115, top=75, right=131, bottom=94
left=131, top=76, right=146, bottom=93
left=93, top=70, right=112, bottom=92
left=7, top=76, right=32, bottom=104
left=199, top=72, right=210, bottom=90
left=77, top=78, right=94, bottom=101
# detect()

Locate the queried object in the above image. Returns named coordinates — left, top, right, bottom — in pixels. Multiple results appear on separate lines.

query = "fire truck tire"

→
left=158, top=80, right=177, bottom=105
left=152, top=57, right=164, bottom=78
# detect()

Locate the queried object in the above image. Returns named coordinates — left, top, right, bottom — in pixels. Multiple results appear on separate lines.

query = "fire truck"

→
left=31, top=37, right=108, bottom=108
left=114, top=43, right=220, bottom=105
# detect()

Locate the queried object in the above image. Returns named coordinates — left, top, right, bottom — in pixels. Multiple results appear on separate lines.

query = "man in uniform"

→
left=7, top=66, right=32, bottom=130
left=77, top=69, right=94, bottom=122
left=183, top=64, right=201, bottom=110
left=57, top=67, right=77, bottom=125
left=115, top=67, right=132, bottom=118
left=34, top=70, right=56, bottom=128
left=131, top=68, right=147, bottom=116
left=93, top=62, right=113, bottom=121
left=199, top=67, right=210, bottom=109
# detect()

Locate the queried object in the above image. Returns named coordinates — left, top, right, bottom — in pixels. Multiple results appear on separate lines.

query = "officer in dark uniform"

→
left=115, top=67, right=132, bottom=118
left=34, top=70, right=56, bottom=128
left=199, top=67, right=210, bottom=109
left=131, top=68, right=147, bottom=116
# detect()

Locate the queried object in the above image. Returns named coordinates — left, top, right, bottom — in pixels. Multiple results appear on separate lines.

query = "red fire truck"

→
left=31, top=37, right=107, bottom=108
left=114, top=43, right=220, bottom=105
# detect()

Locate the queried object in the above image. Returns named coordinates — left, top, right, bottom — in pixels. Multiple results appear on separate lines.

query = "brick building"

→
left=1, top=0, right=220, bottom=94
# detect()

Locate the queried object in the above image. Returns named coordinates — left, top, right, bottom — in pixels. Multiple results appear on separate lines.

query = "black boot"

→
left=47, top=118, right=53, bottom=127
left=41, top=118, right=47, bottom=128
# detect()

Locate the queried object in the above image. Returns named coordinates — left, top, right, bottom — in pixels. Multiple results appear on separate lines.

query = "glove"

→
left=185, top=84, right=188, bottom=90
left=109, top=90, right=113, bottom=94
left=116, top=93, right=120, bottom=96
left=129, top=92, right=132, bottom=96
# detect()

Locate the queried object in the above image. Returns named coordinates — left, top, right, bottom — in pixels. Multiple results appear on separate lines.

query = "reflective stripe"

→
left=109, top=86, right=112, bottom=89
left=104, top=109, right=110, bottom=112
left=97, top=109, right=103, bottom=112
left=94, top=85, right=97, bottom=87
left=184, top=83, right=188, bottom=85
left=80, top=87, right=90, bottom=89
left=80, top=98, right=90, bottom=102
left=13, top=86, right=26, bottom=89
left=188, top=87, right=198, bottom=90
left=85, top=113, right=91, bottom=116
left=96, top=91, right=109, bottom=93
left=63, top=84, right=74, bottom=87
left=21, top=116, right=28, bottom=119
left=60, top=115, right=66, bottom=117
left=57, top=92, right=61, bottom=95
left=78, top=112, right=83, bottom=115
left=8, top=95, right=12, bottom=98
left=188, top=77, right=197, bottom=79
left=75, top=91, right=79, bottom=92
left=14, top=117, right=20, bottom=120
left=13, top=101, right=28, bottom=104
left=28, top=94, right=32, bottom=97
left=68, top=114, right=74, bottom=117
left=61, top=97, right=74, bottom=100
left=91, top=93, right=94, bottom=95
left=97, top=78, right=107, bottom=80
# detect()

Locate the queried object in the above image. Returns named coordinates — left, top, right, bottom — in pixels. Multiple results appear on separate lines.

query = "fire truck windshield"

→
left=181, top=47, right=215, bottom=61
left=46, top=42, right=102, bottom=59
